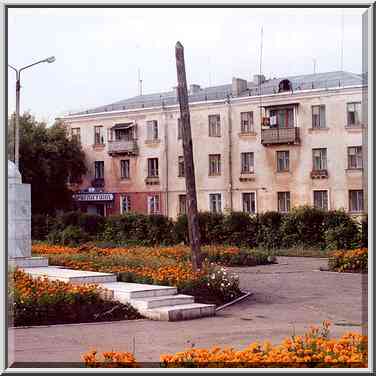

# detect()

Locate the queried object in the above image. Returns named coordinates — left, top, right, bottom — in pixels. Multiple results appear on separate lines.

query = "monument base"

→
left=9, top=257, right=49, bottom=269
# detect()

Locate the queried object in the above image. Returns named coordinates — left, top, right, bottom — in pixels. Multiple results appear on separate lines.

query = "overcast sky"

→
left=8, top=7, right=365, bottom=124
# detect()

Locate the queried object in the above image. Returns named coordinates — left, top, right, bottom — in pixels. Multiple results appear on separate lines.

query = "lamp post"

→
left=8, top=56, right=56, bottom=168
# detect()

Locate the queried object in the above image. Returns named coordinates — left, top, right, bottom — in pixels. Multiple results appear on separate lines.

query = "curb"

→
left=216, top=291, right=253, bottom=312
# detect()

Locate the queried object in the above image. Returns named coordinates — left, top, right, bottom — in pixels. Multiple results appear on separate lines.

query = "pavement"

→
left=8, top=256, right=368, bottom=367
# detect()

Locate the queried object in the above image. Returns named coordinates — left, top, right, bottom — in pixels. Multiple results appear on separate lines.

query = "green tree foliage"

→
left=8, top=112, right=87, bottom=215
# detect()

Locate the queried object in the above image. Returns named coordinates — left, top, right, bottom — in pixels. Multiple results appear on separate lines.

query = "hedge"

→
left=32, top=207, right=362, bottom=250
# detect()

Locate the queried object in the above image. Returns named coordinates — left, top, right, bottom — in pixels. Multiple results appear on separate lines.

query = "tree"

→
left=8, top=112, right=87, bottom=215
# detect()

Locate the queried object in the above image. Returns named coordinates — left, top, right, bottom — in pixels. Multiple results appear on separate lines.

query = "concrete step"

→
left=141, top=303, right=216, bottom=321
left=22, top=266, right=117, bottom=284
left=9, top=256, right=48, bottom=269
left=98, top=281, right=178, bottom=303
left=131, top=294, right=194, bottom=310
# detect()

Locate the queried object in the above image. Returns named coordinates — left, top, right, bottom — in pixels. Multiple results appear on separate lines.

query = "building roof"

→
left=71, top=71, right=362, bottom=116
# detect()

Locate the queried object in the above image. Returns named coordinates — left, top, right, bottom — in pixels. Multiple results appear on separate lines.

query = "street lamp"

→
left=8, top=56, right=56, bottom=168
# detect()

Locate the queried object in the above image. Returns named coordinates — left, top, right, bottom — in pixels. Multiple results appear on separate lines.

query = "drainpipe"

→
left=226, top=95, right=233, bottom=212
left=163, top=108, right=169, bottom=217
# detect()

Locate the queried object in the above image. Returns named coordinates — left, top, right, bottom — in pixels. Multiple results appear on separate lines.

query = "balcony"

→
left=145, top=176, right=160, bottom=185
left=310, top=169, right=328, bottom=179
left=261, top=127, right=300, bottom=146
left=107, top=139, right=138, bottom=156
left=91, top=178, right=105, bottom=188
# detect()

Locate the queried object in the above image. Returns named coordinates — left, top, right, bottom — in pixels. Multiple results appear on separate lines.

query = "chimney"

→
left=253, top=74, right=266, bottom=85
left=172, top=86, right=178, bottom=97
left=232, top=77, right=248, bottom=96
left=189, top=84, right=201, bottom=94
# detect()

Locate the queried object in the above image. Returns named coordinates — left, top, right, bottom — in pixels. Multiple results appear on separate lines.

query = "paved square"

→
left=9, top=257, right=367, bottom=366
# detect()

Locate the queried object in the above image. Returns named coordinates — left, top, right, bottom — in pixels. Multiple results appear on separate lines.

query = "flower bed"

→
left=31, top=243, right=273, bottom=305
left=82, top=322, right=367, bottom=368
left=328, top=248, right=368, bottom=273
left=9, top=269, right=141, bottom=326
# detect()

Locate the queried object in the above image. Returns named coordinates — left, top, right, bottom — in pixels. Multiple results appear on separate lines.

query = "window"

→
left=114, top=126, right=134, bottom=141
left=277, top=151, right=290, bottom=172
left=178, top=156, right=185, bottom=177
left=179, top=194, right=187, bottom=215
left=312, top=105, right=326, bottom=129
left=312, top=148, right=327, bottom=170
left=209, top=193, right=222, bottom=213
left=313, top=190, right=328, bottom=211
left=147, top=158, right=159, bottom=177
left=241, top=152, right=254, bottom=173
left=71, top=128, right=81, bottom=143
left=94, top=161, right=104, bottom=179
left=121, top=195, right=131, bottom=213
left=349, top=190, right=364, bottom=212
left=269, top=108, right=294, bottom=128
left=348, top=146, right=363, bottom=169
left=240, top=112, right=254, bottom=133
left=177, top=118, right=182, bottom=140
left=347, top=102, right=361, bottom=127
left=148, top=195, right=160, bottom=215
left=120, top=159, right=130, bottom=179
left=94, top=126, right=104, bottom=145
left=147, top=120, right=159, bottom=140
left=242, top=192, right=256, bottom=214
left=278, top=192, right=291, bottom=213
left=208, top=114, right=221, bottom=137
left=209, top=154, right=221, bottom=176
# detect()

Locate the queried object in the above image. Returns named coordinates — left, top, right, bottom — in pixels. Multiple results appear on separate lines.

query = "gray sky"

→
left=8, top=7, right=365, bottom=124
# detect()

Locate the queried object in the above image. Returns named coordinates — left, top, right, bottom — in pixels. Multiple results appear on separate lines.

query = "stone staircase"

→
left=22, top=266, right=216, bottom=321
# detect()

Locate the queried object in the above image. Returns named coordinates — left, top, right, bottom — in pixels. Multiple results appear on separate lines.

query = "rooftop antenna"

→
left=340, top=8, right=344, bottom=71
left=259, top=26, right=264, bottom=123
left=313, top=58, right=317, bottom=74
left=138, top=68, right=143, bottom=96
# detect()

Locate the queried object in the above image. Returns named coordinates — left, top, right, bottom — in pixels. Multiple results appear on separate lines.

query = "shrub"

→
left=280, top=206, right=326, bottom=249
left=204, top=266, right=241, bottom=302
left=198, top=212, right=226, bottom=245
left=47, top=225, right=89, bottom=246
left=31, top=214, right=54, bottom=241
left=223, top=212, right=258, bottom=247
left=173, top=214, right=189, bottom=244
left=323, top=210, right=360, bottom=250
left=201, top=247, right=273, bottom=267
left=256, top=211, right=283, bottom=250
left=361, top=216, right=368, bottom=248
left=173, top=212, right=227, bottom=245
left=328, top=248, right=368, bottom=273
left=78, top=213, right=106, bottom=236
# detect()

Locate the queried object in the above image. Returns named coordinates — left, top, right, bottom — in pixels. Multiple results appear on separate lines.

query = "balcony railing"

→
left=310, top=169, right=328, bottom=179
left=107, top=139, right=138, bottom=156
left=261, top=127, right=300, bottom=146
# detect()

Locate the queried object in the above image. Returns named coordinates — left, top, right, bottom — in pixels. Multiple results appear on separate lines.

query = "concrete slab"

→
left=131, top=294, right=194, bottom=310
left=99, top=281, right=178, bottom=301
left=23, top=267, right=117, bottom=284
left=143, top=303, right=216, bottom=321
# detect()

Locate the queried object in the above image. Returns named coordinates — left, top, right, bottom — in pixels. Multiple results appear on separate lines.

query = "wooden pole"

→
left=175, top=41, right=202, bottom=271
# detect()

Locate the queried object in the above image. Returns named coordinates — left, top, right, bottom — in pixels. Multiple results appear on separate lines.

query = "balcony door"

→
left=269, top=108, right=294, bottom=128
left=115, top=128, right=134, bottom=141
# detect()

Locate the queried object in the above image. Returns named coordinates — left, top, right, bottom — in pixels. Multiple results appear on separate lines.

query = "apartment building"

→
left=60, top=70, right=365, bottom=219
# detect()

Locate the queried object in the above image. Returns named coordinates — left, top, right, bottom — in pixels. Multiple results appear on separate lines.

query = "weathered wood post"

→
left=175, top=41, right=202, bottom=271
